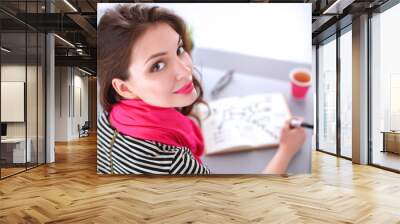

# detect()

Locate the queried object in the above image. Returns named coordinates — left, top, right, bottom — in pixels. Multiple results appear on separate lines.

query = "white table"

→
left=193, top=49, right=313, bottom=174
left=1, top=138, right=32, bottom=163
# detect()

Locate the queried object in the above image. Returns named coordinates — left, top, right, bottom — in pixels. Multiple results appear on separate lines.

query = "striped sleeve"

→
left=170, top=147, right=211, bottom=175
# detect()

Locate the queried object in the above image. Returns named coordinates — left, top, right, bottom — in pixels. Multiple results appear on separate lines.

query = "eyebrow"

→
left=144, top=36, right=183, bottom=65
left=144, top=52, right=167, bottom=65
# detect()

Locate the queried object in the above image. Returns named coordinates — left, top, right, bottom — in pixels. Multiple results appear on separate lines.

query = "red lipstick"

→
left=174, top=82, right=194, bottom=94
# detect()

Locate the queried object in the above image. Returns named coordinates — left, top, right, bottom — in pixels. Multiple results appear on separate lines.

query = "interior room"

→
left=1, top=8, right=46, bottom=178
left=0, top=0, right=399, bottom=223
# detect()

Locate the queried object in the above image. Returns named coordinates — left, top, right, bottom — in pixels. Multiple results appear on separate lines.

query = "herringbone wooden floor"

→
left=0, top=135, right=399, bottom=224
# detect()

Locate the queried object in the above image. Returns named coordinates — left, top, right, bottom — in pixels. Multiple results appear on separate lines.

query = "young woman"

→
left=97, top=4, right=305, bottom=175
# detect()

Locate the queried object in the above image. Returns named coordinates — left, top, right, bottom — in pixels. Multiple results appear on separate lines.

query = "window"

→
left=317, top=36, right=337, bottom=155
left=339, top=27, right=352, bottom=158
left=370, top=2, right=400, bottom=171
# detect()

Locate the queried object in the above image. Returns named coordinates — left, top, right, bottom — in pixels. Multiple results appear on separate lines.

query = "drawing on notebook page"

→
left=196, top=93, right=291, bottom=155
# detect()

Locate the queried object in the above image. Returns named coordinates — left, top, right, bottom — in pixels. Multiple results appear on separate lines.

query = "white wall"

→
left=72, top=73, right=89, bottom=138
left=1, top=65, right=39, bottom=138
left=97, top=3, right=312, bottom=64
left=54, top=67, right=89, bottom=141
left=55, top=66, right=67, bottom=141
left=1, top=63, right=46, bottom=164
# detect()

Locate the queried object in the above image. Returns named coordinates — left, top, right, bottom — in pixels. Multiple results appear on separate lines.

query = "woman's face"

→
left=112, top=22, right=197, bottom=108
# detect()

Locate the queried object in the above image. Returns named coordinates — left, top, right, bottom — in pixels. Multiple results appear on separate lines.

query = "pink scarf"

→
left=109, top=99, right=205, bottom=164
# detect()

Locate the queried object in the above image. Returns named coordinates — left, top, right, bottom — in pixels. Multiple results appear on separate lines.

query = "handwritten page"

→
left=197, top=93, right=291, bottom=155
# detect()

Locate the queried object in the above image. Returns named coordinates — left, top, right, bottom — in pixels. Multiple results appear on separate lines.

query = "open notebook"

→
left=196, top=93, right=291, bottom=155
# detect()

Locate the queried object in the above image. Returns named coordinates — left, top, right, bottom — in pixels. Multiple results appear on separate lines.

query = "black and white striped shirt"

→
left=97, top=112, right=210, bottom=175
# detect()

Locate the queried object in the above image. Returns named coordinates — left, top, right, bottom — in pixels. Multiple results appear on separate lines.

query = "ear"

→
left=111, top=78, right=137, bottom=99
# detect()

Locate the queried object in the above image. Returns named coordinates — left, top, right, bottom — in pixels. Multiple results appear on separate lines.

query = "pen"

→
left=211, top=69, right=235, bottom=98
left=289, top=119, right=314, bottom=129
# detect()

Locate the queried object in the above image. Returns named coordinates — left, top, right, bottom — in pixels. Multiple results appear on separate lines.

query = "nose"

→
left=174, top=57, right=192, bottom=81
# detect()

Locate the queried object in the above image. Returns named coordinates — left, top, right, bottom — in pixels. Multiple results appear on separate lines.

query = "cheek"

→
left=183, top=53, right=193, bottom=68
left=143, top=75, right=176, bottom=96
left=158, top=75, right=176, bottom=93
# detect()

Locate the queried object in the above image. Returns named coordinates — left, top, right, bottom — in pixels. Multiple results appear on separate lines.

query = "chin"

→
left=176, top=89, right=198, bottom=107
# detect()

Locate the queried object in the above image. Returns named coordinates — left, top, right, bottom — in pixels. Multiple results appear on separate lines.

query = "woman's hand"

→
left=278, top=118, right=306, bottom=158
left=263, top=118, right=306, bottom=174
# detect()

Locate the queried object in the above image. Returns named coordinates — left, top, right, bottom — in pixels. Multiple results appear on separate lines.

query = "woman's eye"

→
left=152, top=62, right=166, bottom=72
left=177, top=46, right=185, bottom=55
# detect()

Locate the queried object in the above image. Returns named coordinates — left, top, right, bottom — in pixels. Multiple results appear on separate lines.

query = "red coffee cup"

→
left=289, top=69, right=311, bottom=99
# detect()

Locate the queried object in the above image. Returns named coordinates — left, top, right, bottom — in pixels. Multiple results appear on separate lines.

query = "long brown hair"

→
left=98, top=3, right=207, bottom=117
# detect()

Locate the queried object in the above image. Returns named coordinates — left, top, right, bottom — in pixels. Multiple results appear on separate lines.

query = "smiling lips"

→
left=174, top=82, right=194, bottom=94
